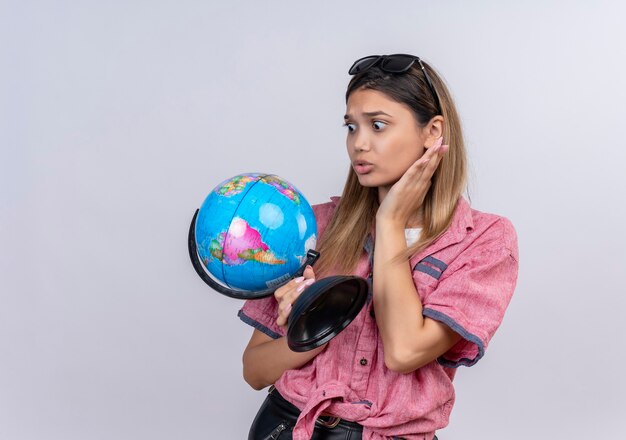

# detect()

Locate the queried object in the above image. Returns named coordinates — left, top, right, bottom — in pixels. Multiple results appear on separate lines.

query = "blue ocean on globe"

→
left=194, top=173, right=318, bottom=291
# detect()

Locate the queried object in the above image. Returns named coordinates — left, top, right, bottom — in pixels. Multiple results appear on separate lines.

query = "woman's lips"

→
left=353, top=163, right=374, bottom=174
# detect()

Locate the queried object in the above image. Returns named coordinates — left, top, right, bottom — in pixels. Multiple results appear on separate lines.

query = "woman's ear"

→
left=424, top=115, right=445, bottom=148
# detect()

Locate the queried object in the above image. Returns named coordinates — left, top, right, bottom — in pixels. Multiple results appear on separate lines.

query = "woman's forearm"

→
left=242, top=336, right=325, bottom=390
left=373, top=220, right=426, bottom=369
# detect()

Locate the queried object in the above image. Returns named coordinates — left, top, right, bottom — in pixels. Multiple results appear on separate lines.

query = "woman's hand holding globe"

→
left=275, top=265, right=316, bottom=329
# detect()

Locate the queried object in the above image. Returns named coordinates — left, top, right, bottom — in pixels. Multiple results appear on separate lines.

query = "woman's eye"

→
left=343, top=121, right=386, bottom=132
left=372, top=121, right=387, bottom=130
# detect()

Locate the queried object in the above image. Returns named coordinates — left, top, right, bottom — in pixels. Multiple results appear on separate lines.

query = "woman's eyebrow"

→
left=344, top=110, right=392, bottom=120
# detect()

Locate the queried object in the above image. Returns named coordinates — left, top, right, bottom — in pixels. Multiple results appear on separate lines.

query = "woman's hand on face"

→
left=275, top=265, right=316, bottom=329
left=376, top=136, right=449, bottom=226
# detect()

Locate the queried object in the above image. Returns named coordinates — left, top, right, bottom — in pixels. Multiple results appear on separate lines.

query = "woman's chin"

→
left=356, top=175, right=378, bottom=187
left=357, top=173, right=395, bottom=189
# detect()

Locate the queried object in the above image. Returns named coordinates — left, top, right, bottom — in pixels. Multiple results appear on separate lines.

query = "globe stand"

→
left=286, top=275, right=368, bottom=352
left=188, top=209, right=369, bottom=351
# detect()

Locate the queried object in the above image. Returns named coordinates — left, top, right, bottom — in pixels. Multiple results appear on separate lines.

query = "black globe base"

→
left=287, top=275, right=369, bottom=352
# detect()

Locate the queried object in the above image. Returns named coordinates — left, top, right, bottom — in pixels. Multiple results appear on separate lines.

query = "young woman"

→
left=237, top=54, right=519, bottom=440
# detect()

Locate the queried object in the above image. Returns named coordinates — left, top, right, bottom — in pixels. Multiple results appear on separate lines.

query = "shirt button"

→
left=360, top=358, right=368, bottom=366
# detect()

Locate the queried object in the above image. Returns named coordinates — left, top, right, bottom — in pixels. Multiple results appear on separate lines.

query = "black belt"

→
left=267, top=385, right=364, bottom=431
left=251, top=386, right=438, bottom=440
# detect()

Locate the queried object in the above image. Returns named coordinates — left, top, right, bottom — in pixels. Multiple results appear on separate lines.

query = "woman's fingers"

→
left=276, top=277, right=316, bottom=327
left=408, top=137, right=443, bottom=173
left=415, top=138, right=449, bottom=181
left=282, top=278, right=315, bottom=305
left=423, top=143, right=447, bottom=174
left=302, top=264, right=315, bottom=279
left=273, top=276, right=303, bottom=301
left=274, top=270, right=315, bottom=303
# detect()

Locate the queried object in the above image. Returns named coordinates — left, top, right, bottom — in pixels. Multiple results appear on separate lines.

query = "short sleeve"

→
left=422, top=218, right=519, bottom=368
left=238, top=296, right=285, bottom=339
left=236, top=197, right=340, bottom=339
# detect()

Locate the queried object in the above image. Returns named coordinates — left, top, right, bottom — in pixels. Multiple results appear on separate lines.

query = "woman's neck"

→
left=406, top=213, right=424, bottom=229
left=377, top=186, right=424, bottom=229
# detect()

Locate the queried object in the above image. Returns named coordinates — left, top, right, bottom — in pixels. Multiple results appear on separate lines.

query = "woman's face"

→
left=344, top=88, right=440, bottom=198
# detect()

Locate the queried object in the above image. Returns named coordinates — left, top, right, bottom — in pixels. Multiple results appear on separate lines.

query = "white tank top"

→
left=405, top=227, right=422, bottom=246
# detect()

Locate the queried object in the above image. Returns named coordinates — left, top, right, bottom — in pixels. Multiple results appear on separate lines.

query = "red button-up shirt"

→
left=238, top=196, right=519, bottom=440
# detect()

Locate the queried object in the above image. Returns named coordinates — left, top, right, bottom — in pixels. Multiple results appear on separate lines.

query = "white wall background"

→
left=2, top=1, right=625, bottom=439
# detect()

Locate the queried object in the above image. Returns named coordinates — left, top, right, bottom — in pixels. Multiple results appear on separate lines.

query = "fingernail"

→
left=297, top=279, right=315, bottom=292
left=306, top=265, right=313, bottom=270
left=285, top=303, right=291, bottom=313
left=294, top=276, right=305, bottom=283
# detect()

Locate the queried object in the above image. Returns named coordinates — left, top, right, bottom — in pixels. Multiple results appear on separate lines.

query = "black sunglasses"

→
left=348, top=54, right=442, bottom=115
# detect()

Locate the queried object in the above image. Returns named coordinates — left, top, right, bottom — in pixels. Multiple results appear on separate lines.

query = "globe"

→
left=194, top=173, right=318, bottom=291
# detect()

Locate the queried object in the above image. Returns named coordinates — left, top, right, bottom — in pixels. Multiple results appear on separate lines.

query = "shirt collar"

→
left=407, top=196, right=474, bottom=264
left=451, top=196, right=474, bottom=237
left=331, top=195, right=474, bottom=265
left=329, top=195, right=473, bottom=237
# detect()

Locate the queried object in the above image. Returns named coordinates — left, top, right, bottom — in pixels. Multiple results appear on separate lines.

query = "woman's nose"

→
left=352, top=132, right=371, bottom=152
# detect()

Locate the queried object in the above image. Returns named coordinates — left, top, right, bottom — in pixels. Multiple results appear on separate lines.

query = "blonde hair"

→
left=313, top=58, right=469, bottom=277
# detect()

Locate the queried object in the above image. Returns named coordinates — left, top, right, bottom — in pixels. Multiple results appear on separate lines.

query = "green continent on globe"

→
left=260, top=175, right=301, bottom=205
left=215, top=175, right=256, bottom=197
left=209, top=232, right=226, bottom=262
left=238, top=248, right=286, bottom=265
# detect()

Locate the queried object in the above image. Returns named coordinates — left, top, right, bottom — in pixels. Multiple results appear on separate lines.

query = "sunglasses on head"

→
left=348, top=54, right=442, bottom=115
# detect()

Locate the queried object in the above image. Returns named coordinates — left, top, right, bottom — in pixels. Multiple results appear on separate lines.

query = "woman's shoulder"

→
left=312, top=195, right=341, bottom=208
left=311, top=196, right=341, bottom=240
left=311, top=196, right=341, bottom=218
left=463, top=199, right=518, bottom=258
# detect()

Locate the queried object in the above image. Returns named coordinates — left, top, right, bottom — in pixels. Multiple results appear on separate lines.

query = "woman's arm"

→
left=373, top=220, right=461, bottom=374
left=371, top=138, right=461, bottom=372
left=242, top=329, right=325, bottom=390
left=242, top=265, right=324, bottom=390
